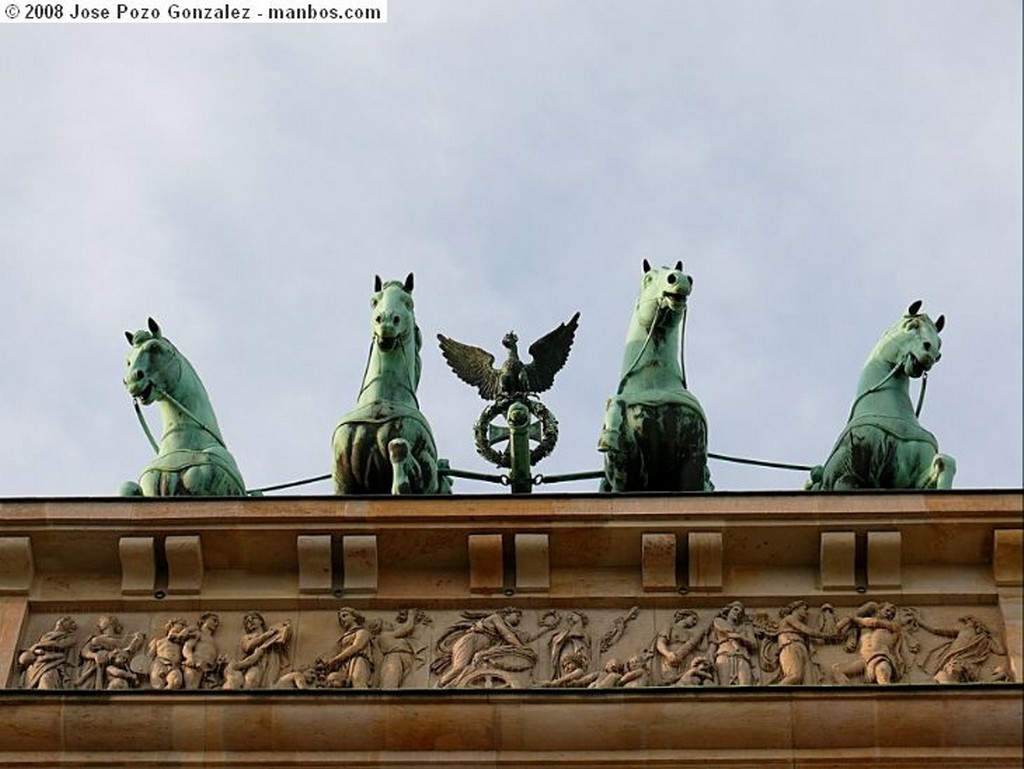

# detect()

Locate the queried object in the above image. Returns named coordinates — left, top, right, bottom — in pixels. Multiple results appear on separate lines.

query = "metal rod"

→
left=439, top=467, right=507, bottom=484
left=535, top=470, right=605, bottom=485
left=707, top=452, right=813, bottom=471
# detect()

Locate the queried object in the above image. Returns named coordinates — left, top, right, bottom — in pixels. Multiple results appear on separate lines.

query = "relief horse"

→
left=599, top=260, right=712, bottom=492
left=332, top=274, right=450, bottom=495
left=120, top=318, right=246, bottom=496
left=809, top=301, right=955, bottom=490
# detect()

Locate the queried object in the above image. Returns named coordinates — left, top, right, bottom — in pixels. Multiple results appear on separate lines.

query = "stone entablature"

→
left=0, top=491, right=1021, bottom=765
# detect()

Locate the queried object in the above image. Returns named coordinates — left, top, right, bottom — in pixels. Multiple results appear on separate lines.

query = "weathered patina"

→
left=120, top=318, right=246, bottom=497
left=808, top=301, right=955, bottom=490
left=599, top=260, right=711, bottom=492
left=332, top=274, right=450, bottom=495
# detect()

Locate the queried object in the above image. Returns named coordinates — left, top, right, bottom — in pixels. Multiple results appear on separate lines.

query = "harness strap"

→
left=133, top=399, right=161, bottom=454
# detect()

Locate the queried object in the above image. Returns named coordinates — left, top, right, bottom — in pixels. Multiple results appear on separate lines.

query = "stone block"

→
left=343, top=535, right=378, bottom=593
left=297, top=535, right=333, bottom=593
left=468, top=534, right=504, bottom=593
left=119, top=537, right=156, bottom=595
left=820, top=531, right=856, bottom=590
left=642, top=533, right=677, bottom=591
left=994, top=529, right=1023, bottom=587
left=165, top=535, right=204, bottom=594
left=515, top=533, right=549, bottom=591
left=867, top=531, right=901, bottom=589
left=0, top=537, right=33, bottom=594
left=688, top=531, right=722, bottom=590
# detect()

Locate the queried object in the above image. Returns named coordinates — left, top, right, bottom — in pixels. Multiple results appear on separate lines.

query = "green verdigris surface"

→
left=599, top=261, right=712, bottom=492
left=332, top=274, right=450, bottom=495
left=119, top=318, right=246, bottom=497
left=808, top=301, right=955, bottom=490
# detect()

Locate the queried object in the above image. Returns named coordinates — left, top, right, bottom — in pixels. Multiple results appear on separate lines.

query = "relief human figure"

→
left=372, top=609, right=428, bottom=689
left=223, top=612, right=292, bottom=690
left=104, top=648, right=141, bottom=690
left=674, top=655, right=716, bottom=687
left=914, top=613, right=1007, bottom=683
left=549, top=611, right=592, bottom=680
left=622, top=652, right=653, bottom=688
left=182, top=612, right=224, bottom=689
left=764, top=601, right=834, bottom=685
left=18, top=616, right=78, bottom=690
left=710, top=601, right=758, bottom=686
left=832, top=602, right=916, bottom=685
left=536, top=650, right=600, bottom=688
left=148, top=618, right=190, bottom=690
left=325, top=607, right=374, bottom=688
left=75, top=615, right=144, bottom=690
left=587, top=657, right=645, bottom=689
left=653, top=610, right=705, bottom=685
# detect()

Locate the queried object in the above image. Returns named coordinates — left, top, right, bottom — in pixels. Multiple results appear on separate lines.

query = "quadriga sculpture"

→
left=599, top=260, right=712, bottom=491
left=809, top=301, right=955, bottom=490
left=120, top=318, right=246, bottom=496
left=332, top=274, right=450, bottom=495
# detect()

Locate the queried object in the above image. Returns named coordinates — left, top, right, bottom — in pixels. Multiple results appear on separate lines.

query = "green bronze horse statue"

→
left=119, top=318, right=246, bottom=497
left=599, top=260, right=712, bottom=492
left=332, top=274, right=450, bottom=495
left=808, top=301, right=955, bottom=490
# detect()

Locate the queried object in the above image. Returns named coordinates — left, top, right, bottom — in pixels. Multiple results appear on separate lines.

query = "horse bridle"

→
left=129, top=344, right=227, bottom=453
left=355, top=327, right=422, bottom=408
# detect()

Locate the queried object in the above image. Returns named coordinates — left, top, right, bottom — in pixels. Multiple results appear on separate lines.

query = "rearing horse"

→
left=332, top=274, right=450, bottom=495
left=809, top=301, right=955, bottom=490
left=599, top=260, right=712, bottom=492
left=120, top=318, right=246, bottom=496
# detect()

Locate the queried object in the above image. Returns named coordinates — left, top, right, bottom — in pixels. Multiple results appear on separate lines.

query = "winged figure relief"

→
left=437, top=312, right=580, bottom=400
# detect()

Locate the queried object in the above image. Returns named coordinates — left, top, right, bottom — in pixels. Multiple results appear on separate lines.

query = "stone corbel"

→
left=343, top=535, right=378, bottom=593
left=0, top=537, right=33, bottom=594
left=515, top=533, right=549, bottom=592
left=165, top=535, right=204, bottom=594
left=468, top=534, right=504, bottom=593
left=642, top=533, right=677, bottom=591
left=297, top=534, right=334, bottom=594
left=820, top=531, right=856, bottom=590
left=119, top=537, right=156, bottom=595
left=687, top=531, right=722, bottom=591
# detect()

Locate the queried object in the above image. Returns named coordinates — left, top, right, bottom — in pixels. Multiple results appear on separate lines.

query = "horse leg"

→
left=388, top=438, right=422, bottom=495
left=598, top=398, right=631, bottom=492
left=922, top=453, right=956, bottom=489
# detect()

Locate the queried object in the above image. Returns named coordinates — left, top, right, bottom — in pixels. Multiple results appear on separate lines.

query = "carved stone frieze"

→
left=10, top=604, right=1016, bottom=691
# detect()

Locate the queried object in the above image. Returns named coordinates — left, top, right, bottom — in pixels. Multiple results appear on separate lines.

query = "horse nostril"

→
left=923, top=341, right=932, bottom=351
left=134, top=370, right=144, bottom=380
left=392, top=315, right=400, bottom=325
left=667, top=273, right=677, bottom=284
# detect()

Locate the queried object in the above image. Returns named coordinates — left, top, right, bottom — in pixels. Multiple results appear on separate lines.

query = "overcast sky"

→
left=1, top=0, right=1020, bottom=497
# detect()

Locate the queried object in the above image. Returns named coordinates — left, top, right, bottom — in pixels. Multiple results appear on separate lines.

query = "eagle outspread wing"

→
left=437, top=334, right=501, bottom=401
left=524, top=311, right=580, bottom=394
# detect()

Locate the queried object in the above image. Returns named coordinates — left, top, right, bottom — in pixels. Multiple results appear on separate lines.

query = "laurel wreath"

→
left=473, top=397, right=559, bottom=469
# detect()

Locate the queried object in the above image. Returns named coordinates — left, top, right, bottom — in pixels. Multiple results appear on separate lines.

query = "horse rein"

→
left=356, top=331, right=421, bottom=408
left=128, top=346, right=228, bottom=454
left=847, top=354, right=929, bottom=422
left=617, top=298, right=686, bottom=395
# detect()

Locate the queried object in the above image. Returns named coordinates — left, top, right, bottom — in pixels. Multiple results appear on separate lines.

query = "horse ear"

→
left=935, top=314, right=945, bottom=332
left=147, top=318, right=162, bottom=337
left=125, top=331, right=134, bottom=346
left=907, top=300, right=922, bottom=316
left=374, top=275, right=382, bottom=292
left=674, top=260, right=683, bottom=271
left=404, top=273, right=414, bottom=293
left=642, top=259, right=651, bottom=273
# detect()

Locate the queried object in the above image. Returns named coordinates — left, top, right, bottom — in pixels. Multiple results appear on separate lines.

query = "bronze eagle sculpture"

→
left=437, top=312, right=580, bottom=400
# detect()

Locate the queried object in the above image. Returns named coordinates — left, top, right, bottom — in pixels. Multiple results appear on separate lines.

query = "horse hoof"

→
left=118, top=481, right=143, bottom=497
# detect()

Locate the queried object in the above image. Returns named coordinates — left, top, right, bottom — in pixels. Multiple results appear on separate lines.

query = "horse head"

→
left=634, top=259, right=693, bottom=332
left=123, top=317, right=182, bottom=405
left=876, top=300, right=946, bottom=379
left=367, top=273, right=423, bottom=392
